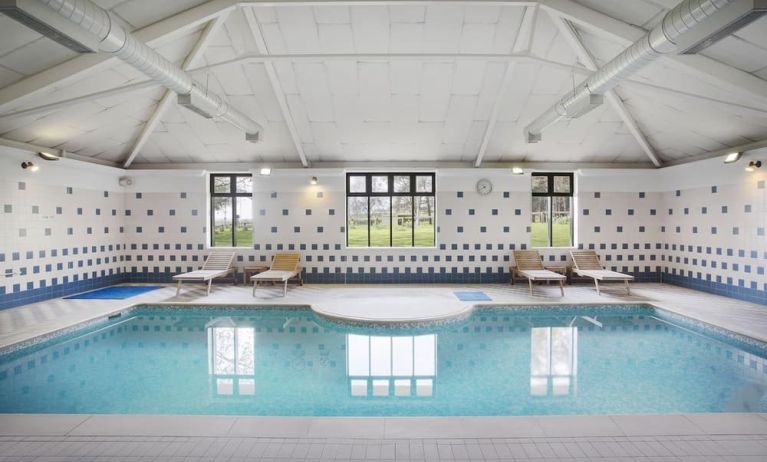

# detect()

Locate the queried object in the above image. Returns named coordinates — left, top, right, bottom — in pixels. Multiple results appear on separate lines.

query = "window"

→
left=346, top=173, right=435, bottom=247
left=210, top=173, right=253, bottom=247
left=531, top=172, right=573, bottom=247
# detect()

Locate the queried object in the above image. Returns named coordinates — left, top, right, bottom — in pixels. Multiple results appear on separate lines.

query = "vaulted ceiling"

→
left=0, top=0, right=766, bottom=167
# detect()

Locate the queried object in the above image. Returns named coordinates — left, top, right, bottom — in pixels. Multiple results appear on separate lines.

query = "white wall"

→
left=1, top=147, right=765, bottom=307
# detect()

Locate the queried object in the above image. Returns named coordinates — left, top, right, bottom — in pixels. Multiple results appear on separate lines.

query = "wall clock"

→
left=476, top=178, right=493, bottom=196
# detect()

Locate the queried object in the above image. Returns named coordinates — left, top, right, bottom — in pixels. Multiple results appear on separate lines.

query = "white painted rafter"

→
left=122, top=12, right=231, bottom=168
left=551, top=15, right=663, bottom=167
left=0, top=80, right=159, bottom=121
left=0, top=0, right=238, bottom=113
left=474, top=5, right=538, bottom=167
left=242, top=7, right=310, bottom=168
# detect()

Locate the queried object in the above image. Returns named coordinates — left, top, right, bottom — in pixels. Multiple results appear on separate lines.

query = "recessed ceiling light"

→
left=21, top=161, right=39, bottom=172
left=38, top=151, right=59, bottom=161
left=511, top=167, right=524, bottom=175
left=259, top=167, right=271, bottom=175
left=723, top=152, right=742, bottom=163
left=310, top=176, right=318, bottom=185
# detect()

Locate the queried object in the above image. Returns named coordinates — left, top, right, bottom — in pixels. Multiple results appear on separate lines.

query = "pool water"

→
left=1, top=305, right=766, bottom=416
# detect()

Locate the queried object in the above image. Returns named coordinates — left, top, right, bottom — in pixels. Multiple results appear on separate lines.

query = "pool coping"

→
left=2, top=412, right=767, bottom=439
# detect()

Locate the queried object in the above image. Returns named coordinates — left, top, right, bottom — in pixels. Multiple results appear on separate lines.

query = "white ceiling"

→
left=0, top=0, right=766, bottom=166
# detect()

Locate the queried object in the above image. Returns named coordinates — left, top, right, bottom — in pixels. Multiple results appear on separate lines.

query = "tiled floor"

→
left=1, top=282, right=767, bottom=460
left=1, top=413, right=767, bottom=461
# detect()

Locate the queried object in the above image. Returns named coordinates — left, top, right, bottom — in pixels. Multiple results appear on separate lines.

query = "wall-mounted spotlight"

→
left=310, top=176, right=318, bottom=185
left=259, top=167, right=271, bottom=176
left=511, top=167, right=524, bottom=175
left=745, top=160, right=762, bottom=172
left=21, top=161, right=39, bottom=172
left=723, top=152, right=742, bottom=164
left=38, top=151, right=59, bottom=161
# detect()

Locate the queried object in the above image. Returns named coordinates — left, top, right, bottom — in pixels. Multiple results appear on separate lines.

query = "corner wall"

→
left=0, top=148, right=126, bottom=308
left=656, top=157, right=767, bottom=304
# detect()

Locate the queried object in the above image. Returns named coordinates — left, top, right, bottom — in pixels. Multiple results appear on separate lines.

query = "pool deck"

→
left=1, top=282, right=767, bottom=460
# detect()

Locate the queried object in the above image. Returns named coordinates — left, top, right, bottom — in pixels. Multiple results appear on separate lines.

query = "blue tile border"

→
left=662, top=272, right=767, bottom=306
left=0, top=273, right=124, bottom=310
left=1, top=269, right=763, bottom=311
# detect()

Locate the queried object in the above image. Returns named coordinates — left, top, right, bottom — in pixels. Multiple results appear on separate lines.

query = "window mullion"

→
left=411, top=191, right=415, bottom=247
left=548, top=196, right=553, bottom=247
left=367, top=196, right=371, bottom=247
left=232, top=174, right=237, bottom=247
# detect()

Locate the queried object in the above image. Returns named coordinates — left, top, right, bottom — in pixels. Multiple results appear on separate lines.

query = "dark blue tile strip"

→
left=662, top=272, right=767, bottom=306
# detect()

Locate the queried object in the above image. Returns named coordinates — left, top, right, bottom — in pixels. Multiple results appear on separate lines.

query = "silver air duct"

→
left=0, top=0, right=262, bottom=143
left=525, top=0, right=767, bottom=143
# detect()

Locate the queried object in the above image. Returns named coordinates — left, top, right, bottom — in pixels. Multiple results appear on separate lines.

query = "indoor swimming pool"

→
left=1, top=304, right=765, bottom=416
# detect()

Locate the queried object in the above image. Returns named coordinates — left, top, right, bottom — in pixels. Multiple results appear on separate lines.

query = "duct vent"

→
left=679, top=0, right=767, bottom=54
left=0, top=0, right=99, bottom=52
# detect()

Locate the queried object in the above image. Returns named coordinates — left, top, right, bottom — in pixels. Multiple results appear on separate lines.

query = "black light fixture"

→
left=21, top=161, right=39, bottom=172
left=38, top=151, right=59, bottom=161
left=745, top=160, right=762, bottom=172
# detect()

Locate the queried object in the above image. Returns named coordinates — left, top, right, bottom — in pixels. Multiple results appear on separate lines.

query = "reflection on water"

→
left=1, top=308, right=766, bottom=416
left=207, top=318, right=255, bottom=396
left=530, top=327, right=578, bottom=397
left=346, top=334, right=436, bottom=397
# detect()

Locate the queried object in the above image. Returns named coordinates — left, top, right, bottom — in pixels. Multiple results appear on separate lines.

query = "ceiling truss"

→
left=550, top=15, right=663, bottom=168
left=0, top=0, right=764, bottom=169
left=121, top=12, right=231, bottom=168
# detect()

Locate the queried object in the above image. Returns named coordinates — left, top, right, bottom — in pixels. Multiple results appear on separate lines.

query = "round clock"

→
left=476, top=178, right=493, bottom=195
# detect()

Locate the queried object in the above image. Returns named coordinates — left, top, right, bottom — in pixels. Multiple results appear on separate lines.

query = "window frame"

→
left=209, top=173, right=253, bottom=248
left=345, top=172, right=436, bottom=248
left=531, top=172, right=574, bottom=248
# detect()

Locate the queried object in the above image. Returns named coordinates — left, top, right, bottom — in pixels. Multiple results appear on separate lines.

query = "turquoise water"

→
left=1, top=306, right=766, bottom=416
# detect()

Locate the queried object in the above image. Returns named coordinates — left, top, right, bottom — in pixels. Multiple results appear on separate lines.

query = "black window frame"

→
left=346, top=172, right=436, bottom=248
left=531, top=172, right=574, bottom=248
left=209, top=173, right=253, bottom=248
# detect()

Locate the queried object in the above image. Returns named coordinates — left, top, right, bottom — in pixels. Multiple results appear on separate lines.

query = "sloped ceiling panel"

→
left=0, top=0, right=765, bottom=165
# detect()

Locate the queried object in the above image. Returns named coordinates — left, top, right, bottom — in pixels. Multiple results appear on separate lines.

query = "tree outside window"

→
left=531, top=173, right=574, bottom=247
left=210, top=174, right=253, bottom=247
left=347, top=173, right=435, bottom=247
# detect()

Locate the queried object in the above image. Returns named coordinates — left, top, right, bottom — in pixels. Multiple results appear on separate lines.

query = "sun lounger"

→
left=172, top=252, right=236, bottom=295
left=513, top=250, right=566, bottom=296
left=252, top=252, right=302, bottom=297
left=570, top=250, right=633, bottom=295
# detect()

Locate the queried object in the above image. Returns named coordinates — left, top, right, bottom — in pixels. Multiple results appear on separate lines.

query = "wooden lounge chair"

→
left=252, top=252, right=302, bottom=297
left=513, top=250, right=566, bottom=296
left=570, top=250, right=633, bottom=295
left=172, top=252, right=236, bottom=295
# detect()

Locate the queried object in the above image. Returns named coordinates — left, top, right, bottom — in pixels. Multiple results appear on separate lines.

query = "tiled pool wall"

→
left=1, top=150, right=766, bottom=309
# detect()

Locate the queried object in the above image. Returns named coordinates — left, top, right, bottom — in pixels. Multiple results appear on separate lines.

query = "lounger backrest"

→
left=513, top=250, right=544, bottom=270
left=270, top=252, right=301, bottom=272
left=570, top=250, right=603, bottom=270
left=201, top=252, right=235, bottom=271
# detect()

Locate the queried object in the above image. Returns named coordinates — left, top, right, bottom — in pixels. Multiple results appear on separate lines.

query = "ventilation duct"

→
left=525, top=0, right=767, bottom=143
left=0, top=0, right=262, bottom=143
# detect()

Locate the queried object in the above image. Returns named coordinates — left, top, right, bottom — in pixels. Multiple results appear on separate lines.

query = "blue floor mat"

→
left=65, top=286, right=163, bottom=300
left=453, top=291, right=492, bottom=301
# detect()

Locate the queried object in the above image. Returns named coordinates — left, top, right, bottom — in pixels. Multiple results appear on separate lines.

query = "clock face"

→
left=476, top=178, right=493, bottom=195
